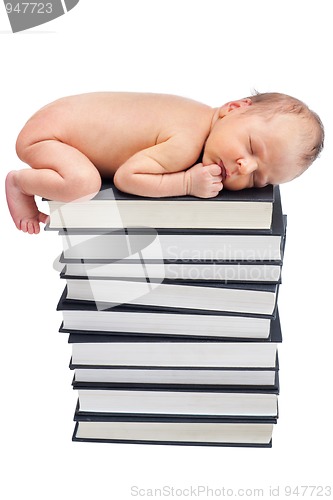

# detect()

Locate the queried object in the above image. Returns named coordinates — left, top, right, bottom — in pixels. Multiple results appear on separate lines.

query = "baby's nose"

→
left=237, top=158, right=257, bottom=175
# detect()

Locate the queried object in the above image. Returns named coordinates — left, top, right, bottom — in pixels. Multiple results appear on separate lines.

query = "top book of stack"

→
left=46, top=183, right=277, bottom=231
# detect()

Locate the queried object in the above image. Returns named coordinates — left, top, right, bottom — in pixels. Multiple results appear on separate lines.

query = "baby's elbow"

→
left=113, top=167, right=137, bottom=194
left=113, top=169, right=127, bottom=192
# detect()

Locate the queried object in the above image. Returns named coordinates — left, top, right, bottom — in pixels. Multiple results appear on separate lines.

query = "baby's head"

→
left=203, top=92, right=324, bottom=190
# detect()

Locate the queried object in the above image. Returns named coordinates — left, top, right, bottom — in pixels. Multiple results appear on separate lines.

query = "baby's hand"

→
left=185, top=163, right=223, bottom=198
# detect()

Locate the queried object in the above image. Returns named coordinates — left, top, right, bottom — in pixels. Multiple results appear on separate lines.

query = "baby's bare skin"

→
left=6, top=91, right=310, bottom=234
left=6, top=92, right=223, bottom=233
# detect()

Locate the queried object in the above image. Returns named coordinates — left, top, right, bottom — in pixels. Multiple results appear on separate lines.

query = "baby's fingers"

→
left=205, top=164, right=222, bottom=176
left=211, top=181, right=223, bottom=195
left=212, top=175, right=223, bottom=183
left=210, top=188, right=223, bottom=197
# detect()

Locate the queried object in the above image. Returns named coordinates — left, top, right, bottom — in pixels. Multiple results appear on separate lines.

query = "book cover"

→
left=60, top=278, right=280, bottom=316
left=54, top=193, right=285, bottom=263
left=72, top=412, right=276, bottom=447
left=74, top=387, right=279, bottom=417
left=60, top=258, right=284, bottom=284
left=72, top=370, right=280, bottom=393
left=67, top=329, right=281, bottom=369
left=71, top=364, right=280, bottom=390
left=46, top=182, right=276, bottom=230
left=58, top=290, right=281, bottom=339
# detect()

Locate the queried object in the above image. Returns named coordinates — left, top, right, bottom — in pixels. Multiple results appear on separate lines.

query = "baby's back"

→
left=31, top=92, right=213, bottom=175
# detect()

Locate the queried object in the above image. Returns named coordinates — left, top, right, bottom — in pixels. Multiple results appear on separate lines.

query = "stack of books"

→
left=48, top=182, right=286, bottom=447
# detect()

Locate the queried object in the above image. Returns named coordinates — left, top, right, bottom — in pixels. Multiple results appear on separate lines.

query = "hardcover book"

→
left=56, top=190, right=285, bottom=262
left=61, top=258, right=284, bottom=284
left=58, top=291, right=281, bottom=339
left=60, top=278, right=279, bottom=316
left=75, top=386, right=279, bottom=417
left=72, top=366, right=279, bottom=390
left=46, top=182, right=276, bottom=230
left=68, top=325, right=281, bottom=369
left=72, top=414, right=276, bottom=447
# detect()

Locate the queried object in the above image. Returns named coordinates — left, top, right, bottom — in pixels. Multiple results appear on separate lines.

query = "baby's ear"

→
left=219, top=98, right=252, bottom=117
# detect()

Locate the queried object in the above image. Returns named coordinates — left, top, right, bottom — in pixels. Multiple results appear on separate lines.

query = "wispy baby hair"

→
left=245, top=91, right=324, bottom=170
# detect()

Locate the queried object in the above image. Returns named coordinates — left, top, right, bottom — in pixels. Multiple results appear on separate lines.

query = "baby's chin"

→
left=223, top=178, right=247, bottom=191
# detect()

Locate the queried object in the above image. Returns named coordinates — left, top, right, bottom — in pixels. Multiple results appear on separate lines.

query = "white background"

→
left=1, top=1, right=332, bottom=498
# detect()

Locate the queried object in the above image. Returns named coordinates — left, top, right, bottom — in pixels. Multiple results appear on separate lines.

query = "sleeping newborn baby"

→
left=6, top=91, right=324, bottom=233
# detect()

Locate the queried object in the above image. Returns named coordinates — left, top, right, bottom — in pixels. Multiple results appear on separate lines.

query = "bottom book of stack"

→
left=68, top=318, right=281, bottom=447
left=73, top=414, right=277, bottom=447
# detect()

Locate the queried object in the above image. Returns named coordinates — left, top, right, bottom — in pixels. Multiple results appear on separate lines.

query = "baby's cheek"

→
left=223, top=176, right=250, bottom=191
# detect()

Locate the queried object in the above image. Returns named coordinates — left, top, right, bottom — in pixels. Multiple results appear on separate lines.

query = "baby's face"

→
left=203, top=102, right=302, bottom=190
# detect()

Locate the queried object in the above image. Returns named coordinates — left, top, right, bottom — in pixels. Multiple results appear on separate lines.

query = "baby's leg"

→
left=6, top=124, right=101, bottom=234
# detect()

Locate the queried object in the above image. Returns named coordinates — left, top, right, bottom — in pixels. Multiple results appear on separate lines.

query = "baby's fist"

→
left=186, top=163, right=223, bottom=198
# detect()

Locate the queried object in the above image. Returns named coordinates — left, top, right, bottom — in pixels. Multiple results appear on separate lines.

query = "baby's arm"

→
left=113, top=137, right=223, bottom=198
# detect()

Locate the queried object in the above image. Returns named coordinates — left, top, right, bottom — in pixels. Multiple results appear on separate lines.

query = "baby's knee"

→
left=16, top=119, right=46, bottom=163
left=16, top=130, right=33, bottom=163
left=80, top=170, right=102, bottom=198
left=65, top=169, right=102, bottom=202
left=16, top=108, right=59, bottom=163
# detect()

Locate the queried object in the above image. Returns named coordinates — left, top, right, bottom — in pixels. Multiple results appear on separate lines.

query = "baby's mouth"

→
left=219, top=160, right=228, bottom=181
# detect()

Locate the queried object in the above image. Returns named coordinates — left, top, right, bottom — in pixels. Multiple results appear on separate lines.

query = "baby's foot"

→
left=5, top=171, right=48, bottom=234
left=185, top=163, right=223, bottom=198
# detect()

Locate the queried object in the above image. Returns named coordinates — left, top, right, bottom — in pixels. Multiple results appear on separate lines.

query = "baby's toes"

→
left=27, top=221, right=35, bottom=234
left=34, top=221, right=41, bottom=234
left=20, top=219, right=28, bottom=232
left=29, top=220, right=40, bottom=234
left=39, top=212, right=49, bottom=224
